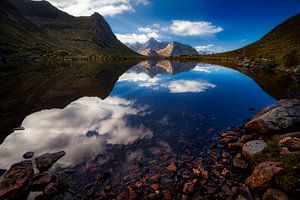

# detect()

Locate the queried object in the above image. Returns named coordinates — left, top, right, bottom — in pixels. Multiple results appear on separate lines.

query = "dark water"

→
left=0, top=60, right=276, bottom=195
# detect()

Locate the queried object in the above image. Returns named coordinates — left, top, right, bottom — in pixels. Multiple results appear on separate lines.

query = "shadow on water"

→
left=0, top=61, right=138, bottom=143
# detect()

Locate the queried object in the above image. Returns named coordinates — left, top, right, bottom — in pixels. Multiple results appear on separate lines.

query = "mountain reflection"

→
left=0, top=97, right=152, bottom=169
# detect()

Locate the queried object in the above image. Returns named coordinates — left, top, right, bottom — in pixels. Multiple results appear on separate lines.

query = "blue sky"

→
left=44, top=0, right=299, bottom=52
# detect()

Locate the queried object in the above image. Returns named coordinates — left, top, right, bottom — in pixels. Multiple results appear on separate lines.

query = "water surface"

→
left=0, top=60, right=275, bottom=195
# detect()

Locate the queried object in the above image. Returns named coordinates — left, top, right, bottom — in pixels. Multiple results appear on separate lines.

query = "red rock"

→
left=150, top=183, right=159, bottom=191
left=0, top=160, right=33, bottom=199
left=246, top=161, right=284, bottom=190
left=35, top=151, right=66, bottom=172
left=162, top=189, right=171, bottom=200
left=166, top=162, right=177, bottom=171
left=263, top=188, right=288, bottom=200
left=183, top=182, right=194, bottom=194
left=31, top=174, right=55, bottom=191
left=127, top=186, right=137, bottom=200
left=43, top=182, right=58, bottom=198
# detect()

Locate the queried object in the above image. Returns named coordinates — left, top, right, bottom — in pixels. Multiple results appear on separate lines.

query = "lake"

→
left=0, top=60, right=276, bottom=197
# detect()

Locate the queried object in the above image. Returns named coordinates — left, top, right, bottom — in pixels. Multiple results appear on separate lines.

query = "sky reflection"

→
left=0, top=97, right=152, bottom=169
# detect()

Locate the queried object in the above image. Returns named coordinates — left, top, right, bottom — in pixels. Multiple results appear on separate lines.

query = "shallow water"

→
left=0, top=60, right=276, bottom=195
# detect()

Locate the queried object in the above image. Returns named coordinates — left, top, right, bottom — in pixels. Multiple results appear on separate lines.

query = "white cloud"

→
left=116, top=32, right=160, bottom=44
left=37, top=0, right=150, bottom=17
left=0, top=97, right=152, bottom=169
left=168, top=20, right=223, bottom=36
left=194, top=44, right=215, bottom=51
left=192, top=64, right=220, bottom=73
left=167, top=80, right=216, bottom=93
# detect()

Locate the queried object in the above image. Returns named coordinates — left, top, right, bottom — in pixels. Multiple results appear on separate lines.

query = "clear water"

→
left=0, top=60, right=275, bottom=191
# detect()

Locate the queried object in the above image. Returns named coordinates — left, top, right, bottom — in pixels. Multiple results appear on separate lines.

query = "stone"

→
left=0, top=160, right=34, bottom=199
left=35, top=151, right=66, bottom=172
left=43, top=183, right=58, bottom=198
left=263, top=188, right=288, bottom=200
left=279, top=136, right=300, bottom=151
left=241, top=135, right=255, bottom=143
left=166, top=162, right=177, bottom=171
left=228, top=142, right=244, bottom=149
left=246, top=161, right=284, bottom=190
left=183, top=182, right=194, bottom=194
left=236, top=195, right=248, bottom=200
left=279, top=147, right=290, bottom=155
left=31, top=174, right=55, bottom=191
left=242, top=140, right=267, bottom=161
left=245, top=99, right=300, bottom=134
left=23, top=152, right=34, bottom=159
left=127, top=186, right=137, bottom=200
left=233, top=158, right=248, bottom=169
left=150, top=183, right=159, bottom=191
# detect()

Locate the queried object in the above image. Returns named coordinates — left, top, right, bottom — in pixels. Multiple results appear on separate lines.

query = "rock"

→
left=222, top=151, right=231, bottom=159
left=245, top=99, right=300, bottom=134
left=233, top=158, right=248, bottom=169
left=221, top=137, right=238, bottom=145
left=263, top=188, right=288, bottom=200
left=0, top=169, right=6, bottom=177
left=166, top=162, right=177, bottom=171
left=241, top=135, right=255, bottom=143
left=246, top=161, right=284, bottom=190
left=150, top=183, right=159, bottom=191
left=0, top=160, right=34, bottom=199
left=236, top=195, right=248, bottom=200
left=23, top=152, right=34, bottom=159
left=221, top=168, right=230, bottom=177
left=279, top=136, right=300, bottom=151
left=279, top=147, right=290, bottom=155
left=127, top=186, right=137, bottom=200
left=162, top=189, right=171, bottom=200
left=222, top=182, right=233, bottom=196
left=183, top=182, right=194, bottom=194
left=228, top=142, right=244, bottom=149
left=43, top=183, right=58, bottom=198
left=35, top=151, right=66, bottom=172
left=31, top=174, right=55, bottom=191
left=242, top=140, right=267, bottom=161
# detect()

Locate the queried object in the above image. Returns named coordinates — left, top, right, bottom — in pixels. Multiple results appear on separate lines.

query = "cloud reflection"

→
left=167, top=80, right=216, bottom=93
left=0, top=97, right=152, bottom=169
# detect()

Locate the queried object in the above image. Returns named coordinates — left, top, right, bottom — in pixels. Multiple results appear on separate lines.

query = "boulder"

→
left=23, top=152, right=34, bottom=159
left=35, top=151, right=66, bottom=172
left=31, top=174, right=55, bottom=191
left=0, top=160, right=34, bottom=199
left=242, top=140, right=267, bottom=161
left=263, top=188, right=288, bottom=200
left=279, top=136, right=300, bottom=151
left=245, top=161, right=284, bottom=190
left=245, top=99, right=300, bottom=134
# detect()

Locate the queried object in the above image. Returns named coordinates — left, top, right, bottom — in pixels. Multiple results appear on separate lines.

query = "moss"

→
left=253, top=138, right=300, bottom=195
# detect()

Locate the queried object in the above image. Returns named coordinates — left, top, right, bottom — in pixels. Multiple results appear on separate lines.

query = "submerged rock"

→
left=35, top=151, right=66, bottom=172
left=242, top=140, right=267, bottom=161
left=0, top=160, right=34, bottom=199
left=245, top=99, right=300, bottom=134
left=23, top=152, right=34, bottom=159
left=246, top=161, right=284, bottom=190
left=263, top=188, right=288, bottom=200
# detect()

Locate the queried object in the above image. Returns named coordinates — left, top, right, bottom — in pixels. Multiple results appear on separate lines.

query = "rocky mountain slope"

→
left=214, top=13, right=300, bottom=69
left=157, top=41, right=199, bottom=57
left=0, top=0, right=137, bottom=59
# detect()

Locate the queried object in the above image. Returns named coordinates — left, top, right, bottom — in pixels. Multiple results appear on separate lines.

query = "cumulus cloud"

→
left=0, top=97, right=152, bottom=169
left=119, top=67, right=216, bottom=93
left=168, top=20, right=223, bottom=36
left=192, top=64, right=220, bottom=73
left=116, top=32, right=160, bottom=44
left=36, top=0, right=150, bottom=17
left=167, top=80, right=216, bottom=93
left=194, top=44, right=215, bottom=51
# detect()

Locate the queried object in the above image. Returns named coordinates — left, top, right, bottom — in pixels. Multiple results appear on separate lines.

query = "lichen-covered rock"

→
left=35, top=151, right=66, bottom=172
left=245, top=161, right=284, bottom=190
left=263, top=188, right=288, bottom=200
left=0, top=160, right=34, bottom=199
left=242, top=140, right=267, bottom=161
left=245, top=99, right=300, bottom=134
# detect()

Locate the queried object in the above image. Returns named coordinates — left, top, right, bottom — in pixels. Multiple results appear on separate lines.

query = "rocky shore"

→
left=0, top=99, right=299, bottom=200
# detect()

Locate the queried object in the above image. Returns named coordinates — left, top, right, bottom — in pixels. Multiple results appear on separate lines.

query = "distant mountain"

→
left=0, top=0, right=137, bottom=59
left=215, top=13, right=300, bottom=68
left=139, top=49, right=159, bottom=57
left=126, top=42, right=143, bottom=52
left=157, top=41, right=199, bottom=57
left=139, top=38, right=168, bottom=51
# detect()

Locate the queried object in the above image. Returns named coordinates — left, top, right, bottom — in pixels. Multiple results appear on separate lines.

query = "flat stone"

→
left=0, top=160, right=34, bottom=199
left=263, top=188, right=288, bottom=200
left=242, top=140, right=267, bottom=161
left=246, top=161, right=284, bottom=190
left=245, top=99, right=300, bottom=134
left=23, top=152, right=34, bottom=159
left=35, top=151, right=66, bottom=172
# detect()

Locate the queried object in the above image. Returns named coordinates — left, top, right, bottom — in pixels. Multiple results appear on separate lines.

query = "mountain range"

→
left=0, top=0, right=137, bottom=59
left=127, top=38, right=199, bottom=57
